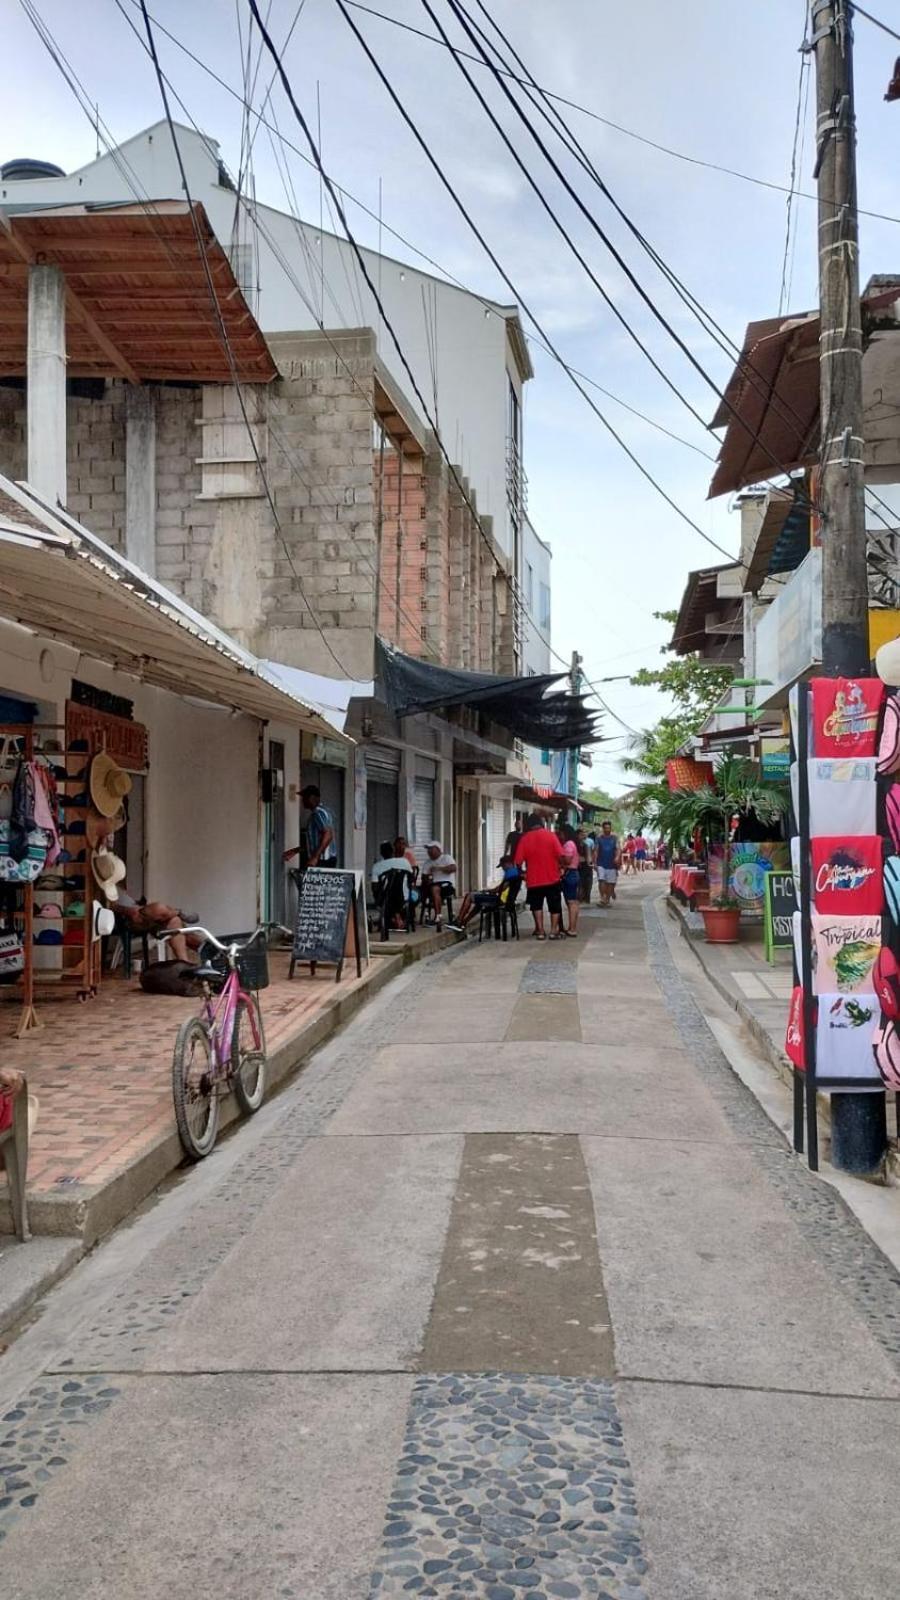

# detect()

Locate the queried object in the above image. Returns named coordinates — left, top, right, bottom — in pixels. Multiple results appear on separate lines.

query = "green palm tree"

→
left=667, top=754, right=789, bottom=907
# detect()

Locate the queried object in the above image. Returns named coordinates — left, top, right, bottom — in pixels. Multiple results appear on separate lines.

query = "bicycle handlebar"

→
left=157, top=922, right=291, bottom=954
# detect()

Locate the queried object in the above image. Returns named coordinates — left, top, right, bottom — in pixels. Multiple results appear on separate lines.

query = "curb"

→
left=2, top=951, right=406, bottom=1253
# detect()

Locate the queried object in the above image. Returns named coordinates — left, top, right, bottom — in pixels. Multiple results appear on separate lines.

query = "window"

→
left=524, top=560, right=534, bottom=612
left=539, top=581, right=551, bottom=631
left=197, top=385, right=267, bottom=500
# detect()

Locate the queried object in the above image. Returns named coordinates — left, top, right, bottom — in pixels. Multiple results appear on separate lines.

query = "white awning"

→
left=260, top=660, right=374, bottom=734
left=0, top=475, right=351, bottom=738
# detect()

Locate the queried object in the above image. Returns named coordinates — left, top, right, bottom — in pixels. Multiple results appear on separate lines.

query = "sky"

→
left=5, top=0, right=900, bottom=789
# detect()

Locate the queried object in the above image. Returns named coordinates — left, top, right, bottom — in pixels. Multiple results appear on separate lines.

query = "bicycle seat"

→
left=193, top=962, right=225, bottom=986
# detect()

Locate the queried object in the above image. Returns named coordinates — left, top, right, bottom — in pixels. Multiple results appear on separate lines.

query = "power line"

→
left=344, top=0, right=900, bottom=229
left=115, top=0, right=715, bottom=464
left=853, top=3, right=900, bottom=44
left=329, top=0, right=741, bottom=571
left=779, top=5, right=812, bottom=316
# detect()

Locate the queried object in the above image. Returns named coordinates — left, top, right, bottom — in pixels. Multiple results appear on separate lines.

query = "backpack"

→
left=878, top=694, right=900, bottom=776
left=873, top=1017, right=900, bottom=1090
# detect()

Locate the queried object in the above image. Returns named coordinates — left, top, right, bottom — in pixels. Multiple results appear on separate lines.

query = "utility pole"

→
left=569, top=650, right=583, bottom=806
left=812, top=0, right=887, bottom=1171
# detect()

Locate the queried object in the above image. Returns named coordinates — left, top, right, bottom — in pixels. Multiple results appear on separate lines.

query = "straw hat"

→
left=90, top=846, right=126, bottom=903
left=86, top=808, right=125, bottom=848
left=90, top=753, right=132, bottom=818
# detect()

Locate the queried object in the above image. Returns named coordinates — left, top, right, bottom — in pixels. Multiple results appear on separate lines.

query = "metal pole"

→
left=813, top=0, right=886, bottom=1172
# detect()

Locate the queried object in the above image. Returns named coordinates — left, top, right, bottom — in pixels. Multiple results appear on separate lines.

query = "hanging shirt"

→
left=810, top=677, right=884, bottom=758
left=811, top=913, right=881, bottom=995
left=807, top=757, right=877, bottom=837
left=815, top=993, right=880, bottom=1084
left=810, top=836, right=882, bottom=915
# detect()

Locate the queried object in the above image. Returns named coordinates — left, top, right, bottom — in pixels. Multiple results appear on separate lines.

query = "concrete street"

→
left=2, top=877, right=900, bottom=1597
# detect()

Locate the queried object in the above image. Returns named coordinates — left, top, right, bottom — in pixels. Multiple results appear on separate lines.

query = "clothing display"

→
left=811, top=913, right=880, bottom=995
left=810, top=836, right=882, bottom=915
left=785, top=986, right=806, bottom=1068
left=815, top=993, right=879, bottom=1082
left=877, top=693, right=900, bottom=775
left=810, top=676, right=884, bottom=757
left=807, top=758, right=877, bottom=836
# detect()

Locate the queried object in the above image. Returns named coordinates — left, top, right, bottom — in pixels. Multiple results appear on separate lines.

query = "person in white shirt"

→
left=370, top=841, right=413, bottom=900
left=423, top=839, right=457, bottom=928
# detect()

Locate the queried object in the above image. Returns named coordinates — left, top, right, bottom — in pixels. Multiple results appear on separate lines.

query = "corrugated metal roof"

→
left=0, top=474, right=348, bottom=736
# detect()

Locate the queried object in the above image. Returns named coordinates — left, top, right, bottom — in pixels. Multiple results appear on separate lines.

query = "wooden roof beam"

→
left=0, top=213, right=140, bottom=386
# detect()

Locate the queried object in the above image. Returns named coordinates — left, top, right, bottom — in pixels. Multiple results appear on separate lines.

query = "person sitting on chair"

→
left=371, top=840, right=413, bottom=899
left=422, top=841, right=457, bottom=928
left=449, top=854, right=519, bottom=932
left=370, top=840, right=413, bottom=934
left=93, top=848, right=201, bottom=964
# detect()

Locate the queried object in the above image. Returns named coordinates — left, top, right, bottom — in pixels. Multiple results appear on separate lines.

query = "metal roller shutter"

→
left=488, top=799, right=509, bottom=871
left=411, top=776, right=436, bottom=860
left=365, top=743, right=401, bottom=782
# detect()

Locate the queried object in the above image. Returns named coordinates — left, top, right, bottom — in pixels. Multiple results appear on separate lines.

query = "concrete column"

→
left=27, top=264, right=67, bottom=508
left=125, top=384, right=156, bottom=575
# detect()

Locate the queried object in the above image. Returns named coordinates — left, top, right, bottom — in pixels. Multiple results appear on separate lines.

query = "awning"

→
left=514, top=784, right=582, bottom=814
left=260, top=660, right=374, bottom=734
left=0, top=202, right=277, bottom=384
left=708, top=287, right=900, bottom=499
left=0, top=475, right=347, bottom=737
left=376, top=639, right=601, bottom=750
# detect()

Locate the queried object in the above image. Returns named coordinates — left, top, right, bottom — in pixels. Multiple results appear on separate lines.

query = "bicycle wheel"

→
left=172, top=1017, right=220, bottom=1160
left=231, top=996, right=267, bottom=1115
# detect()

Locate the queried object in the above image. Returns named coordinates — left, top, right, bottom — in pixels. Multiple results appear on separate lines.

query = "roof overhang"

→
left=708, top=286, right=900, bottom=498
left=670, top=563, right=742, bottom=654
left=0, top=201, right=277, bottom=384
left=0, top=475, right=346, bottom=736
left=374, top=356, right=427, bottom=454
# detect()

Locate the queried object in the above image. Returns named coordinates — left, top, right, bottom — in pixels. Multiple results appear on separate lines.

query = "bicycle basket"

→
left=200, top=932, right=270, bottom=991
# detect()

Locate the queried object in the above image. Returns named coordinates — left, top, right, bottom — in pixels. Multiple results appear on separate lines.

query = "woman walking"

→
left=558, top=823, right=582, bottom=937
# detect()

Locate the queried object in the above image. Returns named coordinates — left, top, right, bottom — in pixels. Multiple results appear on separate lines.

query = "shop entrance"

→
left=364, top=743, right=400, bottom=872
left=302, top=761, right=345, bottom=865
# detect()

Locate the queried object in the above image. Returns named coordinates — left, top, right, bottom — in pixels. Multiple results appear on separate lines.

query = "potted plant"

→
left=681, top=754, right=789, bottom=944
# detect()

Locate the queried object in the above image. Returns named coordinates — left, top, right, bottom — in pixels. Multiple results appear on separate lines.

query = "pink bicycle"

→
left=164, top=924, right=272, bottom=1161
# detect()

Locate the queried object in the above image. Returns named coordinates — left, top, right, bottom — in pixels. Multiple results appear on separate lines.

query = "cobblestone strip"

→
left=520, top=961, right=578, bottom=995
left=644, top=898, right=900, bottom=1367
left=0, top=1375, right=121, bottom=1545
left=59, top=948, right=464, bottom=1368
left=369, top=1374, right=648, bottom=1600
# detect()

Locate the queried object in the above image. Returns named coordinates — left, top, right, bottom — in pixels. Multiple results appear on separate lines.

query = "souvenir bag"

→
left=886, top=784, right=900, bottom=852
left=785, top=986, right=807, bottom=1069
left=811, top=913, right=881, bottom=995
left=810, top=836, right=882, bottom=915
left=874, top=947, right=900, bottom=1020
left=877, top=693, right=900, bottom=776
left=873, top=1018, right=900, bottom=1091
left=884, top=855, right=900, bottom=928
left=0, top=928, right=24, bottom=975
left=811, top=676, right=884, bottom=757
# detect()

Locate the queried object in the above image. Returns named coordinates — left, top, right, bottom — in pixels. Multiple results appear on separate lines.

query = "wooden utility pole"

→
left=813, top=0, right=868, bottom=675
left=812, top=0, right=886, bottom=1172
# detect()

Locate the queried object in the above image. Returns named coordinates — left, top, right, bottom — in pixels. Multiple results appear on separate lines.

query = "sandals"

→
left=532, top=931, right=547, bottom=940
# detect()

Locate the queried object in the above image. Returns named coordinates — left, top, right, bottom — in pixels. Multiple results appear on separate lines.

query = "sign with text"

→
left=764, top=870, right=797, bottom=962
left=66, top=701, right=148, bottom=772
left=289, top=867, right=364, bottom=981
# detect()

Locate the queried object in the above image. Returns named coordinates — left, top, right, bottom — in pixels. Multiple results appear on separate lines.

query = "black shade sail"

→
left=376, top=640, right=602, bottom=750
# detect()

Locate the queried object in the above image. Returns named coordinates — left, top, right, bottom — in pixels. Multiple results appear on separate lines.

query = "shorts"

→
left=597, top=867, right=618, bottom=884
left=526, top=881, right=562, bottom=915
left=635, top=850, right=647, bottom=863
left=472, top=890, right=499, bottom=909
left=562, top=868, right=580, bottom=900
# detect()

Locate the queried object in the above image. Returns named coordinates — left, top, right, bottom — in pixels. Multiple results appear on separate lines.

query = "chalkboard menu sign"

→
left=289, top=868, right=363, bottom=982
left=764, top=870, right=797, bottom=962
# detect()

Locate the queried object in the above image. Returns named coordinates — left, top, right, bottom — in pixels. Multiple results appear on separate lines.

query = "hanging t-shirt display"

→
left=811, top=913, right=881, bottom=995
left=807, top=758, right=877, bottom=837
left=810, top=677, right=884, bottom=757
left=810, top=836, right=882, bottom=915
left=785, top=985, right=806, bottom=1069
left=815, top=993, right=880, bottom=1083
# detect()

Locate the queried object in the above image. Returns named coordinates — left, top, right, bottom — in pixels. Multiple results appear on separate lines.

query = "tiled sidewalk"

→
left=0, top=949, right=391, bottom=1234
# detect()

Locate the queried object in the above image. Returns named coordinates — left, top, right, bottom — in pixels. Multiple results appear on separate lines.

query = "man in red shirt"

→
left=514, top=813, right=565, bottom=939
